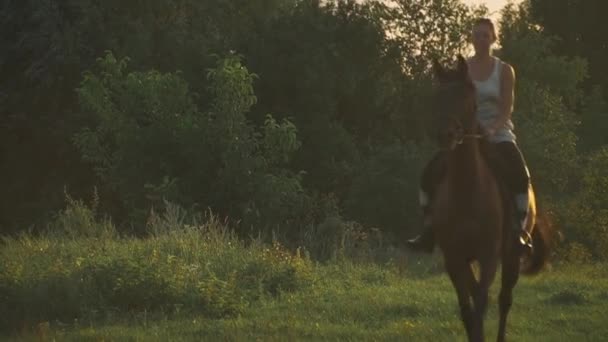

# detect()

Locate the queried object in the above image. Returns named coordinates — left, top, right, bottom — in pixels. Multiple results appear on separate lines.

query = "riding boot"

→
left=514, top=191, right=533, bottom=254
left=406, top=189, right=436, bottom=253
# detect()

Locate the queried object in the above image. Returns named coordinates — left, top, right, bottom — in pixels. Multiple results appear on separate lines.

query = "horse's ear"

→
left=456, top=54, right=468, bottom=78
left=432, top=58, right=446, bottom=81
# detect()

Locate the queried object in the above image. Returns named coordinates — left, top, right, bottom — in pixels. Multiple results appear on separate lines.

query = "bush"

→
left=0, top=201, right=314, bottom=332
left=49, top=189, right=116, bottom=240
left=74, top=51, right=316, bottom=235
left=560, top=147, right=608, bottom=260
left=560, top=242, right=593, bottom=264
left=344, top=141, right=433, bottom=239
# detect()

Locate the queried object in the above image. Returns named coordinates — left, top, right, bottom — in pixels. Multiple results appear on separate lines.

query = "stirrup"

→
left=521, top=230, right=533, bottom=246
left=514, top=231, right=533, bottom=254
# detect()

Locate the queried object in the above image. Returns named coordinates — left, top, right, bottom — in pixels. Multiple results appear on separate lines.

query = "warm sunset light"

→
left=465, top=0, right=522, bottom=15
left=2, top=1, right=605, bottom=341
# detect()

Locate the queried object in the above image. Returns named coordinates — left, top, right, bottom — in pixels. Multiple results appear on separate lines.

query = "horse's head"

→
left=431, top=55, right=478, bottom=150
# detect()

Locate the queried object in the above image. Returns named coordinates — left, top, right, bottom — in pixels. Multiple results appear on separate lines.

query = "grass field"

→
left=2, top=204, right=607, bottom=341
left=4, top=257, right=607, bottom=341
left=77, top=268, right=608, bottom=341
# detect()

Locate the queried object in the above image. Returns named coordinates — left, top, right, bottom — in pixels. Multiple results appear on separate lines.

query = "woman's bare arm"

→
left=488, top=63, right=515, bottom=135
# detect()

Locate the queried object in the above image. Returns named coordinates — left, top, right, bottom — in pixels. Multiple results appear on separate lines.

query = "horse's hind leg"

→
left=497, top=253, right=520, bottom=342
left=446, top=260, right=475, bottom=341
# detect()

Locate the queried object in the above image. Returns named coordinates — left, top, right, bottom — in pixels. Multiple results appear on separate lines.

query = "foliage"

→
left=524, top=0, right=608, bottom=250
left=578, top=86, right=608, bottom=152
left=3, top=219, right=608, bottom=339
left=565, top=147, right=608, bottom=259
left=344, top=141, right=433, bottom=238
left=1, top=0, right=607, bottom=260
left=385, top=0, right=488, bottom=75
left=49, top=189, right=116, bottom=240
left=529, top=0, right=608, bottom=94
left=0, top=200, right=313, bottom=331
left=498, top=2, right=585, bottom=193
left=73, top=51, right=313, bottom=232
left=0, top=0, right=296, bottom=232
left=498, top=1, right=608, bottom=259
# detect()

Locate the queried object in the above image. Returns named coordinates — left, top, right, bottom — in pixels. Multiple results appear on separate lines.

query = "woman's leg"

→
left=407, top=151, right=447, bottom=253
left=494, top=141, right=533, bottom=251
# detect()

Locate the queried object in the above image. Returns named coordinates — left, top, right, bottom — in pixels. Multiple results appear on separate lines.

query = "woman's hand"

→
left=484, top=126, right=496, bottom=138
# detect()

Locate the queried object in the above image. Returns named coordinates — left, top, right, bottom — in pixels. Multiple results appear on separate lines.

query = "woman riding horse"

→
left=407, top=18, right=533, bottom=254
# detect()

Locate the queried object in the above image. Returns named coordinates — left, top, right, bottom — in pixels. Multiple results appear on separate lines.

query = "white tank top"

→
left=471, top=57, right=516, bottom=143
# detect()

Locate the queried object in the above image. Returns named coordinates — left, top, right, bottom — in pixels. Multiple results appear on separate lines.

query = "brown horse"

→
left=429, top=55, right=555, bottom=342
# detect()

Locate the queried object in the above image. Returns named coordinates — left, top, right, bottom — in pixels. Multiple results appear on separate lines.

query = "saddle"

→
left=430, top=140, right=518, bottom=222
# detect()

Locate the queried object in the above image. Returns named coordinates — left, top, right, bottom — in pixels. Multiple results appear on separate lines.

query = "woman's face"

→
left=471, top=23, right=495, bottom=53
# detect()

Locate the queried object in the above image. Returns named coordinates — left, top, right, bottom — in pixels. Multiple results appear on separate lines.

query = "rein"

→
left=439, top=130, right=485, bottom=152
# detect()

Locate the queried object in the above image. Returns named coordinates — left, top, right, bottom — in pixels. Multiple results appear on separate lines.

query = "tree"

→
left=0, top=0, right=298, bottom=232
left=501, top=1, right=608, bottom=259
left=74, top=51, right=318, bottom=234
left=498, top=2, right=585, bottom=194
left=385, top=0, right=488, bottom=75
left=529, top=0, right=608, bottom=92
left=528, top=0, right=608, bottom=151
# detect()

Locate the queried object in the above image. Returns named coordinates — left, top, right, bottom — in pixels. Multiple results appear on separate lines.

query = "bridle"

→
left=458, top=131, right=484, bottom=144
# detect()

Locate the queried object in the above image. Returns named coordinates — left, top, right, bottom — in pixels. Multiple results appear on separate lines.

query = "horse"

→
left=428, top=55, right=555, bottom=342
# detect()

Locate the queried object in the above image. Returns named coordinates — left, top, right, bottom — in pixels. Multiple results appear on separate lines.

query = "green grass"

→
left=4, top=259, right=608, bottom=341
left=2, top=200, right=607, bottom=341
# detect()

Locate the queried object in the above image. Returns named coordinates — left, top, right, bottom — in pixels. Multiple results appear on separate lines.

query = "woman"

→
left=406, top=18, right=533, bottom=254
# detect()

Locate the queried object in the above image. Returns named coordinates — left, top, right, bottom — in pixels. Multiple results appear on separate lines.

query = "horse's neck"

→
left=447, top=140, right=484, bottom=191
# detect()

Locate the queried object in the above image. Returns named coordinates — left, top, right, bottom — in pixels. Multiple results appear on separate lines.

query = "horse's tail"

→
left=521, top=207, right=558, bottom=275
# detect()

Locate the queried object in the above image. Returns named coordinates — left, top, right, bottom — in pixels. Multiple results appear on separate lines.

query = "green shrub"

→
left=0, top=202, right=314, bottom=332
left=49, top=189, right=116, bottom=240
left=344, top=141, right=433, bottom=239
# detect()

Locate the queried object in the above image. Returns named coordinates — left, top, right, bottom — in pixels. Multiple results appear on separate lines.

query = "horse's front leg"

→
left=445, top=259, right=476, bottom=341
left=497, top=251, right=520, bottom=342
left=473, top=257, right=498, bottom=342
